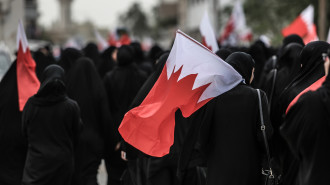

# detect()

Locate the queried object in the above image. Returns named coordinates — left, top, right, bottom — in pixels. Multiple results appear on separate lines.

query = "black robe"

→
left=261, top=43, right=302, bottom=109
left=33, top=50, right=56, bottom=80
left=272, top=41, right=330, bottom=185
left=98, top=46, right=116, bottom=78
left=103, top=45, right=147, bottom=185
left=200, top=52, right=273, bottom=185
left=22, top=65, right=82, bottom=185
left=281, top=70, right=330, bottom=185
left=63, top=56, right=116, bottom=185
left=258, top=34, right=304, bottom=89
left=0, top=61, right=27, bottom=185
left=83, top=43, right=102, bottom=68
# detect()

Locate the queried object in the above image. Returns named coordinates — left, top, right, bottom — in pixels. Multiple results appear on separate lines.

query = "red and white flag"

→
left=118, top=30, right=242, bottom=157
left=219, top=1, right=252, bottom=45
left=16, top=20, right=40, bottom=111
left=282, top=5, right=318, bottom=44
left=94, top=29, right=109, bottom=51
left=200, top=12, right=219, bottom=52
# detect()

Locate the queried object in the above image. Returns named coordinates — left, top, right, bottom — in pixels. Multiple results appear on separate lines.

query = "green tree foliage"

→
left=119, top=3, right=150, bottom=39
left=243, top=0, right=329, bottom=44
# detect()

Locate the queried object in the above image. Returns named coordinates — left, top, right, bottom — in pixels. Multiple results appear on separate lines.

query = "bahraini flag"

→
left=118, top=30, right=242, bottom=157
left=16, top=20, right=40, bottom=111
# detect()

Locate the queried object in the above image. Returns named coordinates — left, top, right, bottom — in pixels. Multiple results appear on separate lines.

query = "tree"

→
left=243, top=0, right=329, bottom=44
left=119, top=3, right=150, bottom=40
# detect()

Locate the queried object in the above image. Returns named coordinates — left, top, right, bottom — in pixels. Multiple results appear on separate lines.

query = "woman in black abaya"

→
left=200, top=52, right=272, bottom=185
left=61, top=54, right=116, bottom=185
left=0, top=60, right=27, bottom=185
left=103, top=45, right=147, bottom=185
left=271, top=41, right=330, bottom=185
left=98, top=46, right=116, bottom=78
left=22, top=65, right=82, bottom=185
left=281, top=52, right=330, bottom=185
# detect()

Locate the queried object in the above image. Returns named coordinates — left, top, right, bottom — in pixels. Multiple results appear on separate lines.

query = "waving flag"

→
left=94, top=29, right=109, bottom=51
left=200, top=12, right=219, bottom=52
left=282, top=5, right=318, bottom=44
left=118, top=30, right=242, bottom=157
left=16, top=20, right=40, bottom=111
left=219, top=1, right=252, bottom=45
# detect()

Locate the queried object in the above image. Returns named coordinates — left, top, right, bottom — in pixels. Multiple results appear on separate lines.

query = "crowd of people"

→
left=0, top=34, right=329, bottom=185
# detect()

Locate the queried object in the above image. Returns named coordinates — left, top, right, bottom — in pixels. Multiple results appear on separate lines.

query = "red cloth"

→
left=286, top=76, right=326, bottom=114
left=16, top=41, right=40, bottom=111
left=119, top=65, right=211, bottom=157
left=282, top=15, right=308, bottom=38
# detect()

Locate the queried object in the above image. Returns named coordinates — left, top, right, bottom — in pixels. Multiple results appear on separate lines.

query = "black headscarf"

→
left=225, top=52, right=255, bottom=85
left=33, top=50, right=55, bottom=80
left=98, top=46, right=116, bottom=78
left=282, top=34, right=305, bottom=48
left=59, top=48, right=83, bottom=74
left=215, top=48, right=232, bottom=60
left=83, top=42, right=101, bottom=67
left=279, top=41, right=330, bottom=111
left=130, top=42, right=144, bottom=64
left=148, top=45, right=164, bottom=65
left=117, top=45, right=134, bottom=66
left=320, top=57, right=330, bottom=114
left=30, top=65, right=67, bottom=106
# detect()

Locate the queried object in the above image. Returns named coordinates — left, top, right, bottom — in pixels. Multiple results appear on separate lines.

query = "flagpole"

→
left=318, top=0, right=327, bottom=40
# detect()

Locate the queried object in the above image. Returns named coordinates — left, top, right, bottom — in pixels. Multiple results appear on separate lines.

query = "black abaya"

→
left=22, top=65, right=82, bottom=185
left=200, top=52, right=273, bottom=185
left=103, top=45, right=147, bottom=185
left=0, top=61, right=27, bottom=185
left=281, top=67, right=330, bottom=185
left=272, top=41, right=330, bottom=185
left=63, top=56, right=116, bottom=185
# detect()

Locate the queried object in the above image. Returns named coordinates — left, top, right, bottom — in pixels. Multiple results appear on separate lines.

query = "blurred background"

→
left=0, top=0, right=329, bottom=55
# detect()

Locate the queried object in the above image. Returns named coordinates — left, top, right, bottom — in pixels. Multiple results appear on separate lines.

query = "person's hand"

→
left=115, top=142, right=121, bottom=151
left=121, top=151, right=127, bottom=161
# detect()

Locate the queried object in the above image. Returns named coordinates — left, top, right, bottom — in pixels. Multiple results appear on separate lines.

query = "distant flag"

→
left=64, top=38, right=81, bottom=50
left=327, top=27, right=330, bottom=43
left=219, top=1, right=252, bottom=45
left=108, top=30, right=119, bottom=47
left=94, top=29, right=109, bottom=51
left=282, top=5, right=318, bottom=44
left=16, top=20, right=40, bottom=111
left=200, top=12, right=219, bottom=52
left=118, top=33, right=131, bottom=46
left=118, top=30, right=242, bottom=157
left=107, top=30, right=131, bottom=47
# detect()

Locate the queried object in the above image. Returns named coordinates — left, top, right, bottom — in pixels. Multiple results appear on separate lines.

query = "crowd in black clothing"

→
left=0, top=35, right=329, bottom=185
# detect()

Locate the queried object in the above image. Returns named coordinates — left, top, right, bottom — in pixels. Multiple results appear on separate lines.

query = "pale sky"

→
left=37, top=0, right=158, bottom=29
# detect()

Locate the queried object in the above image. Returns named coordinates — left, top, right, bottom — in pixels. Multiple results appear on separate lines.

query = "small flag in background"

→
left=118, top=30, right=242, bottom=157
left=219, top=1, right=252, bottom=45
left=282, top=5, right=318, bottom=44
left=200, top=12, right=219, bottom=52
left=94, top=29, right=109, bottom=51
left=16, top=20, right=40, bottom=111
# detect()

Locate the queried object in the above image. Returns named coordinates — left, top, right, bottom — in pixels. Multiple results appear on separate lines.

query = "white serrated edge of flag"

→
left=301, top=5, right=314, bottom=32
left=16, top=20, right=29, bottom=53
left=199, top=11, right=219, bottom=52
left=166, top=30, right=243, bottom=103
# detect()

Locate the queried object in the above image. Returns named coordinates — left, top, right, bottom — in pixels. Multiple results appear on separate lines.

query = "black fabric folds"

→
left=21, top=64, right=82, bottom=185
left=280, top=64, right=330, bottom=185
left=0, top=61, right=27, bottom=185
left=215, top=48, right=232, bottom=60
left=64, top=57, right=116, bottom=185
